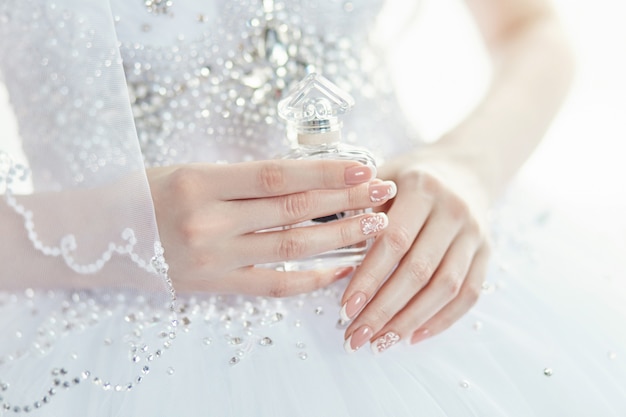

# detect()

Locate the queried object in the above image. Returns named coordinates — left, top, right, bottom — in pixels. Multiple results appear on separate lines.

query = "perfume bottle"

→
left=278, top=73, right=377, bottom=271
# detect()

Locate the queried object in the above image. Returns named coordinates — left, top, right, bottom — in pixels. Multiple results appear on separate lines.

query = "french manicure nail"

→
left=345, top=165, right=375, bottom=185
left=344, top=325, right=373, bottom=353
left=360, top=213, right=388, bottom=235
left=371, top=331, right=400, bottom=354
left=410, top=329, right=431, bottom=345
left=334, top=266, right=355, bottom=281
left=340, top=291, right=367, bottom=322
left=369, top=181, right=397, bottom=202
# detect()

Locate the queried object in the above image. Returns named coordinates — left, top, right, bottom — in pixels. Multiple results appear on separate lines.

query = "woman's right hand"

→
left=147, top=160, right=396, bottom=296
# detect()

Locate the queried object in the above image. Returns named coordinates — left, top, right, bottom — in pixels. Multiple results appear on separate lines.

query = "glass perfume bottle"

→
left=278, top=73, right=377, bottom=271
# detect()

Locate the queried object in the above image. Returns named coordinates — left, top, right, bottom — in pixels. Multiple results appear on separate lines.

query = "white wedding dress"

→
left=1, top=1, right=625, bottom=416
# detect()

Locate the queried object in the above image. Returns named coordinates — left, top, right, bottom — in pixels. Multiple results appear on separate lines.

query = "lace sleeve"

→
left=0, top=0, right=173, bottom=303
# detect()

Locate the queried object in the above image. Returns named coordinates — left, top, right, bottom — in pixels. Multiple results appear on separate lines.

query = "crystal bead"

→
left=259, top=337, right=273, bottom=346
left=543, top=368, right=553, bottom=377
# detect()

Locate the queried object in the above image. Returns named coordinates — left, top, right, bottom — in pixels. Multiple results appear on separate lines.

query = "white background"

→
left=387, top=0, right=626, bottom=247
left=1, top=0, right=625, bottom=247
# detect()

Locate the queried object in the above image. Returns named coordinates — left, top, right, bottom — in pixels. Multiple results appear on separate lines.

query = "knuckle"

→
left=179, top=214, right=202, bottom=246
left=268, top=279, right=288, bottom=298
left=440, top=271, right=464, bottom=298
left=281, top=192, right=312, bottom=222
left=277, top=232, right=307, bottom=260
left=258, top=162, right=287, bottom=194
left=405, top=258, right=434, bottom=289
left=339, top=222, right=355, bottom=247
left=402, top=168, right=441, bottom=197
left=463, top=282, right=482, bottom=307
left=369, top=305, right=395, bottom=324
left=385, top=226, right=413, bottom=254
left=446, top=196, right=471, bottom=221
left=167, top=166, right=200, bottom=197
left=465, top=216, right=482, bottom=236
left=358, top=268, right=382, bottom=291
left=345, top=186, right=361, bottom=208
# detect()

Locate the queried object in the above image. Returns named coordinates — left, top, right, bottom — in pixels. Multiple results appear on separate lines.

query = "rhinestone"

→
left=298, top=352, right=308, bottom=360
left=259, top=337, right=273, bottom=346
left=202, top=337, right=212, bottom=346
left=336, top=319, right=348, bottom=329
left=229, top=357, right=240, bottom=366
left=543, top=368, right=553, bottom=377
left=167, top=367, right=175, bottom=376
left=459, top=380, right=471, bottom=389
left=481, top=282, right=495, bottom=294
left=473, top=321, right=483, bottom=331
left=296, top=342, right=306, bottom=349
left=314, top=307, right=323, bottom=315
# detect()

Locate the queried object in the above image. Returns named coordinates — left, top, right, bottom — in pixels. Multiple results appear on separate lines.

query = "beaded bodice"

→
left=113, top=0, right=418, bottom=167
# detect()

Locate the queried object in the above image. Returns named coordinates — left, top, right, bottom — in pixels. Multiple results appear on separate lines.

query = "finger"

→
left=194, top=265, right=356, bottom=298
left=342, top=210, right=462, bottom=352
left=232, top=212, right=389, bottom=267
left=210, top=160, right=376, bottom=200
left=339, top=190, right=434, bottom=322
left=229, top=180, right=397, bottom=233
left=366, top=231, right=480, bottom=354
left=409, top=243, right=490, bottom=344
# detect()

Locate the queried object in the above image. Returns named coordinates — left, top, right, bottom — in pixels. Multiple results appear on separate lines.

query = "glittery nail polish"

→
left=371, top=332, right=401, bottom=354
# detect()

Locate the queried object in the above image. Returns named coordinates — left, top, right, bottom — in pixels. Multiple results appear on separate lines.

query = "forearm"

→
left=422, top=8, right=574, bottom=200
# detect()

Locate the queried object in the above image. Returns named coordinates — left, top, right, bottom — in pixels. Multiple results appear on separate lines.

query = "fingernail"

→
left=360, top=213, right=388, bottom=235
left=410, top=329, right=431, bottom=345
left=344, top=325, right=373, bottom=353
left=334, top=266, right=355, bottom=281
left=371, top=331, right=400, bottom=354
left=369, top=181, right=397, bottom=202
left=340, top=291, right=367, bottom=321
left=345, top=165, right=376, bottom=185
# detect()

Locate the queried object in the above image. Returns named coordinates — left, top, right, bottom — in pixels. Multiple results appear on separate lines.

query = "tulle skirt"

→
left=2, top=189, right=625, bottom=417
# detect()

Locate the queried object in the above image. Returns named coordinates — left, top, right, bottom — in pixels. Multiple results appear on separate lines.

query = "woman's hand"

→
left=147, top=159, right=396, bottom=296
left=341, top=149, right=491, bottom=353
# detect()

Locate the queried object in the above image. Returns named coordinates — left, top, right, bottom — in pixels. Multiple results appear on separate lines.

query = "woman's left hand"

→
left=341, top=148, right=492, bottom=353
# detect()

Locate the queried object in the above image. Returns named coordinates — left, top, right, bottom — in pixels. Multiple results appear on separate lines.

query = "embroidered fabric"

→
left=1, top=0, right=626, bottom=416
